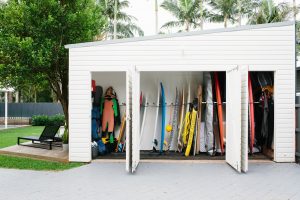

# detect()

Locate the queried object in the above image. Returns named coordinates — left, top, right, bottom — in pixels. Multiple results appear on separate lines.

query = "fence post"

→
left=5, top=91, right=8, bottom=129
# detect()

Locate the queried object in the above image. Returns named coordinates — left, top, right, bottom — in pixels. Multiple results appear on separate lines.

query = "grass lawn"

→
left=0, top=126, right=44, bottom=148
left=0, top=154, right=84, bottom=171
left=0, top=126, right=85, bottom=171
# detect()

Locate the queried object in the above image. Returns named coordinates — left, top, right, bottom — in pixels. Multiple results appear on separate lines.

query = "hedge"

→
left=31, top=114, right=65, bottom=126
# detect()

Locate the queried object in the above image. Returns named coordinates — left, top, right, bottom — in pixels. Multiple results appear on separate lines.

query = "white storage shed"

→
left=66, top=21, right=296, bottom=173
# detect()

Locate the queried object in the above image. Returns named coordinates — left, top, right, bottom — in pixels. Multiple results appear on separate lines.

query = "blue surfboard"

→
left=160, top=82, right=166, bottom=153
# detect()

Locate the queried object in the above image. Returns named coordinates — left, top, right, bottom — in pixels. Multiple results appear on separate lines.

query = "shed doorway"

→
left=133, top=66, right=249, bottom=173
left=248, top=71, right=275, bottom=160
left=90, top=72, right=128, bottom=161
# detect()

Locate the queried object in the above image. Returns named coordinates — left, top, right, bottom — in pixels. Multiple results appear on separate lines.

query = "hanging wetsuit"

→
left=259, top=86, right=274, bottom=150
left=100, top=87, right=121, bottom=152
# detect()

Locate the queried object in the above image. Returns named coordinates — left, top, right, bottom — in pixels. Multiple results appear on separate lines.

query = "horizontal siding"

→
left=274, top=68, right=295, bottom=162
left=69, top=23, right=295, bottom=163
left=69, top=64, right=91, bottom=162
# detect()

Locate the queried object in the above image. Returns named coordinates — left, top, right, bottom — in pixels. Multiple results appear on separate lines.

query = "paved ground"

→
left=0, top=162, right=300, bottom=200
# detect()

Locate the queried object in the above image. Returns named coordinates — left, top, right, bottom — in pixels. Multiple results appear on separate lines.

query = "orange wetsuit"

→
left=102, top=100, right=115, bottom=132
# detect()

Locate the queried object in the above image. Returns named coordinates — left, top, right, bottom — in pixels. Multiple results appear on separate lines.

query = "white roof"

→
left=65, top=21, right=295, bottom=49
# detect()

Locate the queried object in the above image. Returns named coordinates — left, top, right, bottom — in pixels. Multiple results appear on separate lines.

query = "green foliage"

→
left=160, top=0, right=208, bottom=32
left=0, top=126, right=44, bottom=148
left=208, top=0, right=238, bottom=27
left=100, top=0, right=144, bottom=39
left=31, top=115, right=65, bottom=126
left=0, top=0, right=107, bottom=123
left=248, top=0, right=293, bottom=24
left=62, top=128, right=69, bottom=144
left=0, top=155, right=84, bottom=171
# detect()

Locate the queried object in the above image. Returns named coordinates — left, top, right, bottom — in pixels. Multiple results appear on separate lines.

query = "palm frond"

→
left=161, top=0, right=181, bottom=18
left=248, top=0, right=293, bottom=24
left=209, top=14, right=224, bottom=23
left=117, top=12, right=136, bottom=22
left=160, top=20, right=184, bottom=30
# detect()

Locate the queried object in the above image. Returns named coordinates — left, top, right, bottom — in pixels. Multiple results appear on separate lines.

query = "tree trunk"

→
left=8, top=91, right=13, bottom=103
left=155, top=0, right=158, bottom=34
left=61, top=78, right=69, bottom=128
left=34, top=90, right=37, bottom=103
left=15, top=91, right=19, bottom=103
left=49, top=77, right=68, bottom=129
left=200, top=0, right=204, bottom=30
left=238, top=0, right=242, bottom=26
left=60, top=97, right=69, bottom=129
left=185, top=20, right=190, bottom=32
left=19, top=90, right=23, bottom=103
left=224, top=15, right=228, bottom=28
left=293, top=0, right=297, bottom=21
left=113, top=0, right=118, bottom=39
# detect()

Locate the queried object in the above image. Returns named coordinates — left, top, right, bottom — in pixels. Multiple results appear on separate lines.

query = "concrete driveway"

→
left=0, top=161, right=300, bottom=200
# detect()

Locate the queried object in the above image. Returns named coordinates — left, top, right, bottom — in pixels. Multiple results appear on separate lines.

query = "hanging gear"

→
left=91, top=106, right=101, bottom=141
left=100, top=86, right=121, bottom=153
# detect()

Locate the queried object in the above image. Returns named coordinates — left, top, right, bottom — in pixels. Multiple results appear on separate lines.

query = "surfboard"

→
left=195, top=85, right=203, bottom=154
left=160, top=82, right=166, bottom=153
left=214, top=72, right=224, bottom=155
left=167, top=88, right=179, bottom=151
left=193, top=111, right=198, bottom=156
left=152, top=84, right=160, bottom=152
left=248, top=73, right=255, bottom=154
left=115, top=112, right=126, bottom=152
left=204, top=72, right=214, bottom=155
left=182, top=84, right=191, bottom=151
left=140, top=93, right=145, bottom=129
left=140, top=95, right=148, bottom=146
left=177, top=89, right=185, bottom=152
left=185, top=100, right=197, bottom=157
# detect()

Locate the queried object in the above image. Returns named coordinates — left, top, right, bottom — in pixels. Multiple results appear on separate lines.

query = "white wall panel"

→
left=68, top=22, right=295, bottom=163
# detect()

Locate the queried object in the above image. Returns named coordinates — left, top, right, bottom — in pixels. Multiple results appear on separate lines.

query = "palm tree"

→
left=209, top=0, right=238, bottom=28
left=160, top=0, right=208, bottom=32
left=248, top=0, right=293, bottom=24
left=101, top=0, right=144, bottom=39
left=293, top=0, right=297, bottom=21
left=199, top=0, right=210, bottom=30
left=237, top=0, right=260, bottom=26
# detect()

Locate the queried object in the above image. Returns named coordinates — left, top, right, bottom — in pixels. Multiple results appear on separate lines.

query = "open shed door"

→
left=126, top=69, right=133, bottom=173
left=240, top=67, right=248, bottom=173
left=226, top=66, right=248, bottom=173
left=131, top=67, right=140, bottom=173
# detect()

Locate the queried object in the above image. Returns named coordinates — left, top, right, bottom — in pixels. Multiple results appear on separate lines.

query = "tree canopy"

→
left=160, top=0, right=205, bottom=32
left=0, top=0, right=107, bottom=125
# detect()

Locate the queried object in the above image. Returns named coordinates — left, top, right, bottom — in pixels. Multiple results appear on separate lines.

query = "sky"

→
left=124, top=0, right=299, bottom=36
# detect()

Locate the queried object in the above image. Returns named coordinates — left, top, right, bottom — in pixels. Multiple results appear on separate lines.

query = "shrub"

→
left=62, top=128, right=69, bottom=144
left=31, top=114, right=65, bottom=126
